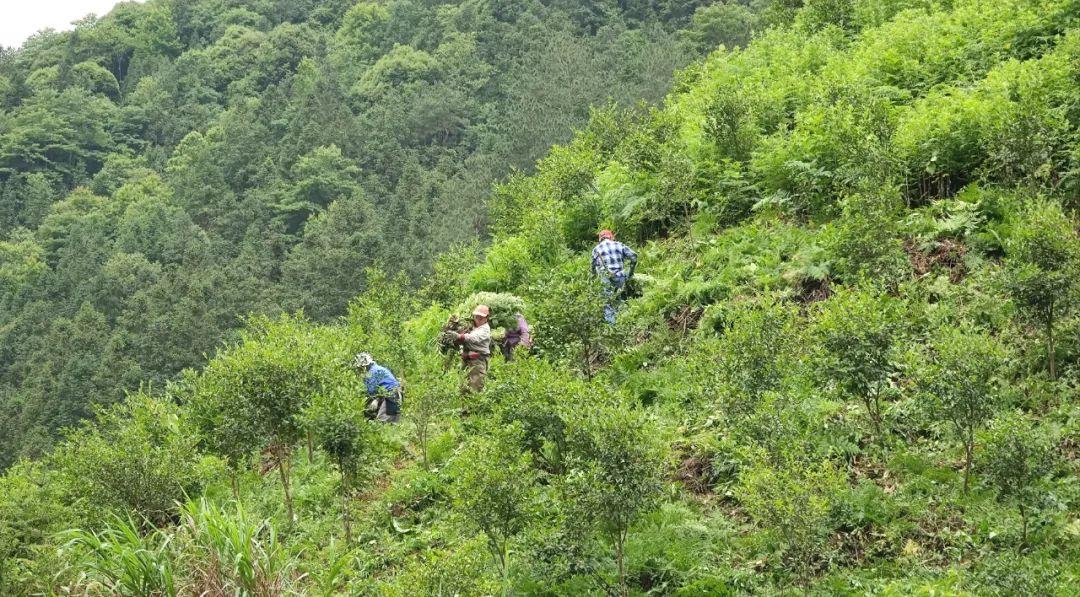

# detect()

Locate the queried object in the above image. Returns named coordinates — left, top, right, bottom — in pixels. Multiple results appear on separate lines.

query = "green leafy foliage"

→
left=458, top=291, right=525, bottom=331
left=1004, top=199, right=1080, bottom=379
left=62, top=517, right=176, bottom=597
left=177, top=499, right=296, bottom=595
left=0, top=0, right=711, bottom=468
left=978, top=412, right=1057, bottom=544
left=303, top=385, right=384, bottom=542
left=185, top=314, right=344, bottom=521
left=530, top=258, right=613, bottom=377
left=922, top=327, right=1007, bottom=492
left=563, top=402, right=668, bottom=595
left=482, top=357, right=586, bottom=474
left=813, top=287, right=900, bottom=437
left=738, top=456, right=847, bottom=589
left=0, top=462, right=71, bottom=593
left=449, top=424, right=538, bottom=584
left=705, top=297, right=802, bottom=422
left=3, top=0, right=1080, bottom=594
left=822, top=190, right=910, bottom=288
left=50, top=394, right=220, bottom=528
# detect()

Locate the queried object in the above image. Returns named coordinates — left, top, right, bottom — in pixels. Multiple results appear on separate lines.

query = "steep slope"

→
left=0, top=0, right=746, bottom=469
left=2, top=0, right=1080, bottom=594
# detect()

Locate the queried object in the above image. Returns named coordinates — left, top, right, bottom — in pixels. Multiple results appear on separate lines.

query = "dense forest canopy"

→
left=0, top=0, right=763, bottom=468
left=2, top=0, right=1079, bottom=594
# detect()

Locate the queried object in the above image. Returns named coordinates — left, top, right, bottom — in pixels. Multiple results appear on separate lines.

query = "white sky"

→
left=1, top=1, right=144, bottom=50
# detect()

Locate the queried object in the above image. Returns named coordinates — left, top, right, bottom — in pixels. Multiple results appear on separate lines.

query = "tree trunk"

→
left=962, top=437, right=973, bottom=494
left=865, top=392, right=882, bottom=439
left=615, top=530, right=627, bottom=597
left=583, top=340, right=594, bottom=381
left=277, top=446, right=295, bottom=525
left=231, top=471, right=240, bottom=501
left=342, top=473, right=352, bottom=545
left=498, top=542, right=509, bottom=597
left=1047, top=318, right=1056, bottom=381
left=418, top=421, right=429, bottom=470
left=1020, top=504, right=1028, bottom=547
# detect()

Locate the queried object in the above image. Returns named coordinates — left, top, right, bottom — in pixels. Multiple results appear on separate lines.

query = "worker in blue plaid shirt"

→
left=591, top=229, right=637, bottom=324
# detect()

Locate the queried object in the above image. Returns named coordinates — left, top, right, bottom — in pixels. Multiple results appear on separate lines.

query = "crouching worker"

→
left=500, top=312, right=532, bottom=361
left=352, top=352, right=402, bottom=423
left=454, top=305, right=492, bottom=393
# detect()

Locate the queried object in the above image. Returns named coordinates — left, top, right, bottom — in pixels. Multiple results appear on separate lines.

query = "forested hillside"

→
left=3, top=0, right=1080, bottom=594
left=0, top=0, right=752, bottom=467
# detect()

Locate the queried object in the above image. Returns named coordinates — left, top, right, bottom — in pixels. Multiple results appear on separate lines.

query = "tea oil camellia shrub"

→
left=186, top=314, right=343, bottom=523
left=1004, top=199, right=1080, bottom=380
left=707, top=297, right=802, bottom=423
left=562, top=402, right=667, bottom=596
left=448, top=424, right=538, bottom=590
left=978, top=412, right=1057, bottom=545
left=481, top=356, right=598, bottom=474
left=922, top=326, right=1006, bottom=493
left=50, top=394, right=219, bottom=529
left=813, top=287, right=900, bottom=439
left=738, top=455, right=847, bottom=592
left=303, top=386, right=384, bottom=544
left=530, top=258, right=614, bottom=378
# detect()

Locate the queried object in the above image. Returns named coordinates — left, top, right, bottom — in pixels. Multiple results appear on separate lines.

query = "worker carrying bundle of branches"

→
left=437, top=292, right=532, bottom=390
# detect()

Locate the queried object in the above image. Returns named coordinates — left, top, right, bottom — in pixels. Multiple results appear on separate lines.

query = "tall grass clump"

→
left=178, top=498, right=297, bottom=595
left=62, top=516, right=176, bottom=596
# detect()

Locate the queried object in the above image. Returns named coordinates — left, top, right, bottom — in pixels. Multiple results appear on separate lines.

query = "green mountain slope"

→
left=0, top=0, right=743, bottom=469
left=3, top=0, right=1080, bottom=594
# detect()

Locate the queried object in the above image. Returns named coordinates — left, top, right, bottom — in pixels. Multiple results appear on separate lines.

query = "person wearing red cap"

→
left=454, top=304, right=492, bottom=392
left=592, top=229, right=637, bottom=324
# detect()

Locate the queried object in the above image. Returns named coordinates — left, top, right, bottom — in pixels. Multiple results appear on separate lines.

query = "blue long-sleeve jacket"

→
left=365, top=363, right=400, bottom=397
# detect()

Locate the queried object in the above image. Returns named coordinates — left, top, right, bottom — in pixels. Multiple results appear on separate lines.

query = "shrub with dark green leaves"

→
left=530, top=258, right=614, bottom=378
left=978, top=412, right=1056, bottom=544
left=822, top=190, right=909, bottom=288
left=186, top=315, right=342, bottom=522
left=1004, top=199, right=1080, bottom=380
left=304, top=387, right=384, bottom=543
left=51, top=394, right=219, bottom=528
left=562, top=402, right=667, bottom=595
left=707, top=297, right=801, bottom=423
left=0, top=462, right=72, bottom=594
left=482, top=356, right=593, bottom=474
left=813, top=287, right=900, bottom=437
left=921, top=326, right=1006, bottom=493
left=449, top=424, right=538, bottom=586
left=407, top=355, right=462, bottom=469
left=737, top=455, right=847, bottom=591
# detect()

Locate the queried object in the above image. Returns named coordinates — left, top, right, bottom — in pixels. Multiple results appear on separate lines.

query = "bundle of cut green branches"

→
left=457, top=292, right=525, bottom=331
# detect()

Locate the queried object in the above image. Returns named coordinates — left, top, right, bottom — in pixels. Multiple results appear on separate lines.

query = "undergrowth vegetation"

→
left=3, top=0, right=1080, bottom=594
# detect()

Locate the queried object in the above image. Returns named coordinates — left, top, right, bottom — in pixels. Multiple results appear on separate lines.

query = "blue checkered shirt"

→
left=591, top=239, right=637, bottom=281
